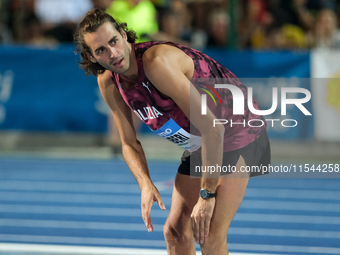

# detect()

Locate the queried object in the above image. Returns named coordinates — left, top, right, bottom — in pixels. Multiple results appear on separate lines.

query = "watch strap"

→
left=200, top=189, right=216, bottom=199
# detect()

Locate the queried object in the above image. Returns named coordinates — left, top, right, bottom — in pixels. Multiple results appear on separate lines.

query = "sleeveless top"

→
left=110, top=41, right=266, bottom=153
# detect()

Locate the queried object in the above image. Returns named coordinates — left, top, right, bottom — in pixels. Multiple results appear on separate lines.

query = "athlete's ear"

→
left=86, top=52, right=97, bottom=63
left=120, top=29, right=127, bottom=41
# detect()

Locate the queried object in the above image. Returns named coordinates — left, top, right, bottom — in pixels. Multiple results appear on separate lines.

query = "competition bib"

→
left=152, top=119, right=202, bottom=152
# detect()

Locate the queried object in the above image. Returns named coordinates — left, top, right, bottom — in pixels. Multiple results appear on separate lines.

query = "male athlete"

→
left=74, top=8, right=270, bottom=255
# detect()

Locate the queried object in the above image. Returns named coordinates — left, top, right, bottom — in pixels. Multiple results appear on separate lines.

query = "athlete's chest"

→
left=118, top=76, right=176, bottom=119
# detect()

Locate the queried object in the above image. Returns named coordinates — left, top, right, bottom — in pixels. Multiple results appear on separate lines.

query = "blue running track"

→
left=0, top=156, right=340, bottom=255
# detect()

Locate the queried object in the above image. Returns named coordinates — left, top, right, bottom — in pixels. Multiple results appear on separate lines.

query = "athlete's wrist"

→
left=138, top=178, right=153, bottom=190
left=199, top=188, right=217, bottom=200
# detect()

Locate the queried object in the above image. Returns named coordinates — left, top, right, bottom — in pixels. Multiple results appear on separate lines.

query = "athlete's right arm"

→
left=97, top=71, right=166, bottom=232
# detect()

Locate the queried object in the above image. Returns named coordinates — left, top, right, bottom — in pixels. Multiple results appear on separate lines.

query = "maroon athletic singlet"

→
left=110, top=41, right=266, bottom=153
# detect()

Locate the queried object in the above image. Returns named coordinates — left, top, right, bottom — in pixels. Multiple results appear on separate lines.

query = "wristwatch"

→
left=199, top=189, right=216, bottom=199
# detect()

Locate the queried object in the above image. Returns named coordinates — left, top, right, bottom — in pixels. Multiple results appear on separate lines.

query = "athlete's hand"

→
left=191, top=197, right=216, bottom=244
left=141, top=184, right=166, bottom=232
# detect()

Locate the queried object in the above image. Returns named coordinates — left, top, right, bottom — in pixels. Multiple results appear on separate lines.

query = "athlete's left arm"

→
left=143, top=44, right=224, bottom=245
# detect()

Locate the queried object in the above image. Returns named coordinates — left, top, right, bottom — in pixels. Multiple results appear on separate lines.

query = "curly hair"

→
left=74, top=8, right=138, bottom=76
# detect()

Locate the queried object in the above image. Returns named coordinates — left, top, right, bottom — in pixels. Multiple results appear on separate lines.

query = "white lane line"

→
left=0, top=181, right=141, bottom=193
left=230, top=243, right=340, bottom=254
left=0, top=192, right=173, bottom=205
left=0, top=235, right=166, bottom=248
left=3, top=212, right=340, bottom=227
left=248, top=180, right=340, bottom=192
left=0, top=187, right=340, bottom=204
left=2, top=181, right=340, bottom=200
left=1, top=219, right=340, bottom=239
left=0, top=219, right=163, bottom=232
left=229, top=227, right=340, bottom=239
left=0, top=204, right=168, bottom=218
left=0, top=175, right=139, bottom=184
left=235, top=213, right=340, bottom=225
left=1, top=212, right=339, bottom=227
left=0, top=243, right=169, bottom=255
left=241, top=200, right=340, bottom=212
left=2, top=204, right=340, bottom=224
left=0, top=158, right=121, bottom=166
left=1, top=237, right=339, bottom=254
left=0, top=182, right=173, bottom=194
left=2, top=194, right=339, bottom=213
left=245, top=188, right=340, bottom=200
left=0, top=243, right=282, bottom=255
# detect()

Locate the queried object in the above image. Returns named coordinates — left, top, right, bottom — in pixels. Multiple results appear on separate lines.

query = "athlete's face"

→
left=84, top=22, right=132, bottom=75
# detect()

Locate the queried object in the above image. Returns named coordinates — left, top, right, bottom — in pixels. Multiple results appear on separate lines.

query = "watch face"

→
left=200, top=189, right=208, bottom=199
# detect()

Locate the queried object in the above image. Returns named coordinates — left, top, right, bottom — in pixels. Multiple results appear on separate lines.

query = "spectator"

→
left=106, top=0, right=158, bottom=42
left=278, top=0, right=315, bottom=32
left=266, top=0, right=291, bottom=27
left=91, top=0, right=114, bottom=10
left=21, top=12, right=57, bottom=47
left=0, top=22, right=12, bottom=44
left=280, top=23, right=308, bottom=49
left=34, top=0, right=93, bottom=42
left=7, top=0, right=35, bottom=42
left=0, top=0, right=12, bottom=44
left=263, top=24, right=286, bottom=49
left=239, top=0, right=273, bottom=49
left=336, top=2, right=340, bottom=28
left=312, top=8, right=340, bottom=49
left=151, top=9, right=191, bottom=46
left=187, top=1, right=223, bottom=49
left=207, top=9, right=230, bottom=48
left=170, top=0, right=192, bottom=43
left=320, top=0, right=339, bottom=12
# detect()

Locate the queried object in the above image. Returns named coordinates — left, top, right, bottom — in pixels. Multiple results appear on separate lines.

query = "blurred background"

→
left=0, top=0, right=339, bottom=159
left=0, top=0, right=340, bottom=158
left=0, top=0, right=340, bottom=254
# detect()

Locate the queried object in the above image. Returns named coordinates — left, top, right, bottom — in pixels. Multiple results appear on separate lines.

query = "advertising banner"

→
left=0, top=46, right=314, bottom=139
left=0, top=45, right=107, bottom=133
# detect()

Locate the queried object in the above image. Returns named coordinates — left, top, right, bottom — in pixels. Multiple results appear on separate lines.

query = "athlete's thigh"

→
left=167, top=157, right=249, bottom=242
left=166, top=172, right=200, bottom=234
left=207, top=156, right=249, bottom=241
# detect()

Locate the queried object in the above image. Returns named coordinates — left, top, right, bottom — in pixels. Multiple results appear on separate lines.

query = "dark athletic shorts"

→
left=178, top=129, right=271, bottom=177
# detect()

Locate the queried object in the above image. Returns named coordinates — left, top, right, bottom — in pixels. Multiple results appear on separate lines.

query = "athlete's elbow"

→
left=122, top=139, right=142, bottom=151
left=213, top=125, right=225, bottom=140
left=203, top=125, right=224, bottom=141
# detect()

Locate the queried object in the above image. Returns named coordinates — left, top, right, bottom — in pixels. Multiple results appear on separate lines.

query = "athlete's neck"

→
left=120, top=43, right=138, bottom=83
left=120, top=74, right=138, bottom=83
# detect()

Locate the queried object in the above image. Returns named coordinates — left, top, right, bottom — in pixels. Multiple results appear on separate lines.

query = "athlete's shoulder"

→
left=141, top=42, right=194, bottom=84
left=134, top=41, right=163, bottom=57
left=97, top=70, right=115, bottom=89
left=142, top=42, right=190, bottom=64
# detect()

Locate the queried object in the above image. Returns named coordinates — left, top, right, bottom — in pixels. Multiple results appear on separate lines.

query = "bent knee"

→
left=163, top=223, right=194, bottom=245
